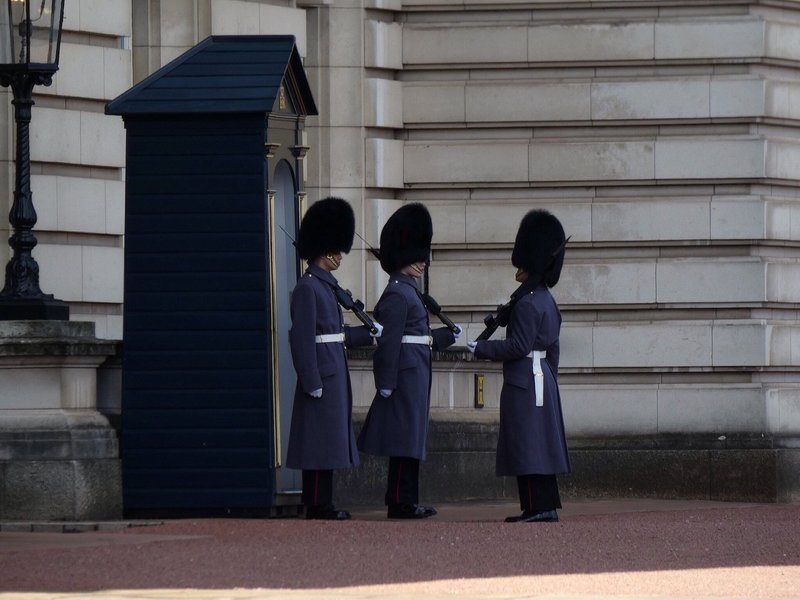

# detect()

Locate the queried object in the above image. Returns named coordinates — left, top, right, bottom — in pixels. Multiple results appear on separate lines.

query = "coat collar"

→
left=390, top=272, right=419, bottom=289
left=306, top=263, right=338, bottom=287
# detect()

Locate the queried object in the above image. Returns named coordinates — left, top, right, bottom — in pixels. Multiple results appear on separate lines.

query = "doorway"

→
left=271, top=159, right=301, bottom=494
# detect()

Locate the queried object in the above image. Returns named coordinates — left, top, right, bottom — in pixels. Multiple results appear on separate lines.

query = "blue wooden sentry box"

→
left=106, top=36, right=317, bottom=516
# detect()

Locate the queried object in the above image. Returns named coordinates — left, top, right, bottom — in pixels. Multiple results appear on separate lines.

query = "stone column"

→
left=0, top=321, right=121, bottom=521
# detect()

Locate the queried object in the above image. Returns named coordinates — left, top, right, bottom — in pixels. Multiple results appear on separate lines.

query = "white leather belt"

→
left=527, top=350, right=547, bottom=407
left=401, top=335, right=433, bottom=346
left=315, top=333, right=345, bottom=343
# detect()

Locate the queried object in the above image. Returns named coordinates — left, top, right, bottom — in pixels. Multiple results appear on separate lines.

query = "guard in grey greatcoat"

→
left=357, top=203, right=461, bottom=519
left=286, top=197, right=381, bottom=521
left=468, top=209, right=570, bottom=523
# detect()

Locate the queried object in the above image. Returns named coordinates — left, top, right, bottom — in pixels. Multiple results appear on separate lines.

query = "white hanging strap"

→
left=315, top=333, right=345, bottom=343
left=527, top=350, right=547, bottom=407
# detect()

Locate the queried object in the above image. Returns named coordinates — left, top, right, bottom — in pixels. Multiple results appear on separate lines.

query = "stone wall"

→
left=354, top=0, right=800, bottom=501
left=0, top=322, right=121, bottom=520
left=41, top=0, right=129, bottom=338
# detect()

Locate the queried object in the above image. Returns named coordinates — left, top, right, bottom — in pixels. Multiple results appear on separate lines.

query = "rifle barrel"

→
left=420, top=293, right=460, bottom=334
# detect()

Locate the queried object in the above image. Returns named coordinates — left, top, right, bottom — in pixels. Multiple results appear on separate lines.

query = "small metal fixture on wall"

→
left=474, top=373, right=485, bottom=408
left=0, top=0, right=68, bottom=320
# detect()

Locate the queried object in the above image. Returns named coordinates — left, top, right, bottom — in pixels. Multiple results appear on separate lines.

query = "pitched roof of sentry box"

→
left=106, top=35, right=317, bottom=116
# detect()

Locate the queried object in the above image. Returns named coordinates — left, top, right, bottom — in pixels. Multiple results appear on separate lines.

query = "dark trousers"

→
left=517, top=474, right=562, bottom=512
left=385, top=456, right=420, bottom=506
left=302, top=469, right=334, bottom=508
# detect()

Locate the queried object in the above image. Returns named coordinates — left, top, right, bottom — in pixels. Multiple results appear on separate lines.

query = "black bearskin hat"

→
left=379, top=203, right=433, bottom=274
left=297, top=197, right=355, bottom=261
left=511, top=209, right=567, bottom=288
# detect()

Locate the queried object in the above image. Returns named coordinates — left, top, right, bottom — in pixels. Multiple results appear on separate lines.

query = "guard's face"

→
left=317, top=252, right=342, bottom=272
left=515, top=268, right=528, bottom=283
left=401, top=261, right=426, bottom=278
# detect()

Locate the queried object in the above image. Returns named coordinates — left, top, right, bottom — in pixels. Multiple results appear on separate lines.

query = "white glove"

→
left=371, top=321, right=384, bottom=338
left=453, top=324, right=463, bottom=339
left=309, top=388, right=322, bottom=398
left=467, top=341, right=477, bottom=354
left=379, top=389, right=393, bottom=398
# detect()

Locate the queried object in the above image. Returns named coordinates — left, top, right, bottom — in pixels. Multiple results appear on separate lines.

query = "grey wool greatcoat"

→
left=357, top=273, right=456, bottom=460
left=474, top=285, right=571, bottom=477
left=285, top=263, right=373, bottom=471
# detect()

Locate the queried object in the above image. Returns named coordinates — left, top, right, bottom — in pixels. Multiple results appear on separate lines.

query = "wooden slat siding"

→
left=126, top=176, right=260, bottom=195
left=124, top=368, right=268, bottom=390
left=126, top=233, right=265, bottom=254
left=124, top=350, right=267, bottom=370
left=124, top=490, right=274, bottom=509
left=127, top=253, right=266, bottom=273
left=121, top=113, right=274, bottom=510
left=125, top=194, right=257, bottom=213
left=125, top=449, right=271, bottom=469
left=126, top=125, right=258, bottom=148
left=126, top=215, right=264, bottom=234
left=125, top=409, right=273, bottom=430
left=125, top=470, right=272, bottom=489
left=127, top=156, right=263, bottom=176
left=125, top=273, right=263, bottom=293
left=124, top=291, right=267, bottom=312
left=124, top=390, right=267, bottom=410
left=123, top=430, right=268, bottom=450
left=124, top=312, right=269, bottom=332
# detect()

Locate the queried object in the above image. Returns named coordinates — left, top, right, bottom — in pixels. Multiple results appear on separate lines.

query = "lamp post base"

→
left=0, top=295, right=69, bottom=321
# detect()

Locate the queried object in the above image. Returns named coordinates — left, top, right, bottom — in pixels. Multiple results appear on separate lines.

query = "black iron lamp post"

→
left=0, top=0, right=67, bottom=320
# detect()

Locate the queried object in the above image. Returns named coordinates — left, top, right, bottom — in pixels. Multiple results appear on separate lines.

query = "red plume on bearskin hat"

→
left=512, top=209, right=567, bottom=288
left=297, top=196, right=355, bottom=261
left=379, top=203, right=433, bottom=274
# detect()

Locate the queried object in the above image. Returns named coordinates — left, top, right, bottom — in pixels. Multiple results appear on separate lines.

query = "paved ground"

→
left=1, top=499, right=799, bottom=600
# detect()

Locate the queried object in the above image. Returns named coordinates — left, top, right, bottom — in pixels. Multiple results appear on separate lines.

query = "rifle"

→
left=419, top=291, right=460, bottom=334
left=357, top=232, right=461, bottom=335
left=475, top=278, right=536, bottom=341
left=476, top=236, right=570, bottom=341
left=328, top=284, right=380, bottom=335
left=280, top=226, right=380, bottom=335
